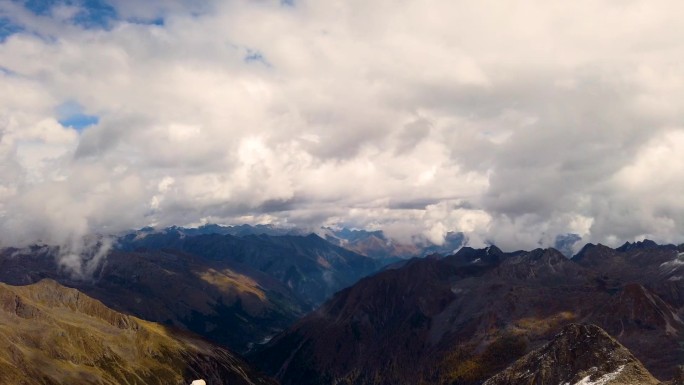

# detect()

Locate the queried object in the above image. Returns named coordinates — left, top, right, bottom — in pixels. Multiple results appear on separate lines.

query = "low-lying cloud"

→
left=1, top=0, right=684, bottom=254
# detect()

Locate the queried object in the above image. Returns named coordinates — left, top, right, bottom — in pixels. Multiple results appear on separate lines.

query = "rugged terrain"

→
left=2, top=229, right=682, bottom=385
left=254, top=242, right=684, bottom=384
left=0, top=279, right=275, bottom=385
left=0, top=230, right=378, bottom=353
left=321, top=227, right=465, bottom=263
left=118, top=228, right=378, bottom=308
left=483, top=323, right=660, bottom=385
left=0, top=245, right=301, bottom=353
left=158, top=224, right=466, bottom=262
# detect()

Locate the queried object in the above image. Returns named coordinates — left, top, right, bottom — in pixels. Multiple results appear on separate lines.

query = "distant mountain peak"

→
left=305, top=232, right=325, bottom=241
left=616, top=239, right=659, bottom=252
left=481, top=244, right=504, bottom=256
left=572, top=242, right=616, bottom=261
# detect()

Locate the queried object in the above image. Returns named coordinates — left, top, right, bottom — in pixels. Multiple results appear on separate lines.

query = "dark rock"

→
left=483, top=323, right=660, bottom=385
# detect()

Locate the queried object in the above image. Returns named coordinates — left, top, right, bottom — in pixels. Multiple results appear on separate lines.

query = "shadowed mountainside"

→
left=118, top=229, right=378, bottom=308
left=0, top=245, right=301, bottom=353
left=0, top=230, right=379, bottom=353
left=254, top=242, right=684, bottom=385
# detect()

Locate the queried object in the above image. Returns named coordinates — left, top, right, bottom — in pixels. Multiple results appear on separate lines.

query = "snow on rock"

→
left=570, top=365, right=624, bottom=385
left=482, top=324, right=660, bottom=385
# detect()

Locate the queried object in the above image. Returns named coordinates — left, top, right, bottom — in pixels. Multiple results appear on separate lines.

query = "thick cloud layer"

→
left=1, top=0, right=684, bottom=252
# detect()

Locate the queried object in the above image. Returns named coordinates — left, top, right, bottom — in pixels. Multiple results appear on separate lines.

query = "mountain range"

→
left=1, top=228, right=381, bottom=353
left=253, top=241, right=684, bottom=384
left=1, top=225, right=683, bottom=384
left=117, top=228, right=379, bottom=309
left=320, top=227, right=466, bottom=263
left=144, top=224, right=468, bottom=261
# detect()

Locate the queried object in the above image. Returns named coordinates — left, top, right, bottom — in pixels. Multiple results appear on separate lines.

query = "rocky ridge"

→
left=482, top=323, right=660, bottom=385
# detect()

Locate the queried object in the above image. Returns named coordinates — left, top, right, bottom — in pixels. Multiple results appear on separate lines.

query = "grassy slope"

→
left=0, top=279, right=274, bottom=385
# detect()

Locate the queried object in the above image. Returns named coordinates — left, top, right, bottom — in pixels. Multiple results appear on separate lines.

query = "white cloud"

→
left=1, top=0, right=684, bottom=252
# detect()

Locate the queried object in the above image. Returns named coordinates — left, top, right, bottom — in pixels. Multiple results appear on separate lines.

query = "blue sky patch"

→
left=126, top=16, right=164, bottom=26
left=59, top=113, right=99, bottom=131
left=17, top=0, right=118, bottom=29
left=73, top=0, right=117, bottom=29
left=56, top=101, right=99, bottom=131
left=0, top=18, right=24, bottom=41
left=19, top=0, right=57, bottom=16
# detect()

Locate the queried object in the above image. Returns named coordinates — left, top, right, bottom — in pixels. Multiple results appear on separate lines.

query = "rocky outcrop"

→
left=482, top=324, right=660, bottom=385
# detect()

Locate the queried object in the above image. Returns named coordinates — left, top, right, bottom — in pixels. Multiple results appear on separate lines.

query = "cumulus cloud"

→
left=1, top=0, right=684, bottom=254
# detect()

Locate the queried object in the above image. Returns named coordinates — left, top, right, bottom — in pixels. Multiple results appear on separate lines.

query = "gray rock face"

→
left=483, top=324, right=660, bottom=385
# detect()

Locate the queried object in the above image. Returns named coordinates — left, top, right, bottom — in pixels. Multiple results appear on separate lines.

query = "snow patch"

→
left=567, top=365, right=625, bottom=385
left=321, top=269, right=334, bottom=285
left=668, top=310, right=684, bottom=336
left=660, top=255, right=684, bottom=275
left=662, top=258, right=684, bottom=267
left=451, top=286, right=465, bottom=294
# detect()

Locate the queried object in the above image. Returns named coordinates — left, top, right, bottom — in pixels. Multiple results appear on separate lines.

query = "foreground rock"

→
left=483, top=324, right=660, bottom=385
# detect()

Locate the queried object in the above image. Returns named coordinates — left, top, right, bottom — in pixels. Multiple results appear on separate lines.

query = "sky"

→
left=1, top=0, right=684, bottom=253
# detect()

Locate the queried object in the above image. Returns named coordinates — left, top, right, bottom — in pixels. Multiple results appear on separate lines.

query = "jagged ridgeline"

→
left=0, top=279, right=275, bottom=385
left=254, top=242, right=684, bottom=385
left=1, top=232, right=683, bottom=385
